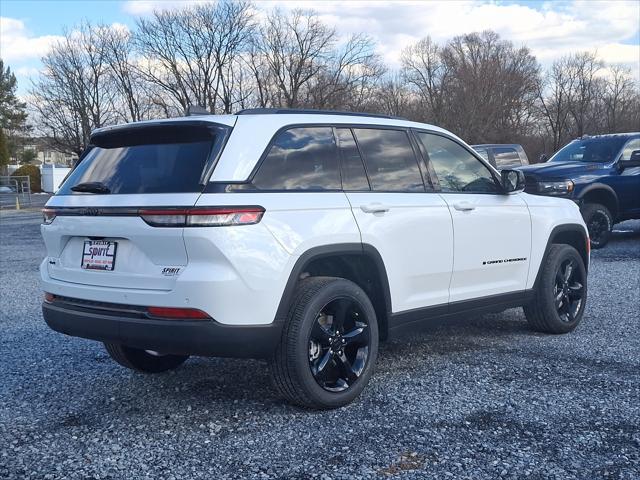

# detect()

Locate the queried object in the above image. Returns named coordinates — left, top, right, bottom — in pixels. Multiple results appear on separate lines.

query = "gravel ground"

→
left=1, top=211, right=639, bottom=479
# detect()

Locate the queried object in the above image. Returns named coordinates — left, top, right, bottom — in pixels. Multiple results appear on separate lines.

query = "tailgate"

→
left=43, top=194, right=201, bottom=291
left=40, top=120, right=233, bottom=292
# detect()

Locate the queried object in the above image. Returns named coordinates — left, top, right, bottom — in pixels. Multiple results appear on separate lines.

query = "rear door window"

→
left=58, top=124, right=226, bottom=195
left=252, top=127, right=340, bottom=190
left=492, top=147, right=521, bottom=168
left=352, top=128, right=424, bottom=192
left=335, top=128, right=369, bottom=191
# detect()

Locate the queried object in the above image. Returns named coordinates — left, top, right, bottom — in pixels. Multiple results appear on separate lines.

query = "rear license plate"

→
left=81, top=240, right=117, bottom=271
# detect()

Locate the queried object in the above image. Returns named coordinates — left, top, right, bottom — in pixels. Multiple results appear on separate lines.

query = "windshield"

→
left=549, top=137, right=627, bottom=163
left=58, top=123, right=229, bottom=195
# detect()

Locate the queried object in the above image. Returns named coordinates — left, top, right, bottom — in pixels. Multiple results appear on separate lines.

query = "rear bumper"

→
left=42, top=300, right=283, bottom=359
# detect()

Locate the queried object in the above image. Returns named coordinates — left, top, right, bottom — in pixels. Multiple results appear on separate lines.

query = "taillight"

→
left=139, top=206, right=265, bottom=227
left=42, top=208, right=56, bottom=224
left=44, top=292, right=55, bottom=303
left=147, top=306, right=210, bottom=320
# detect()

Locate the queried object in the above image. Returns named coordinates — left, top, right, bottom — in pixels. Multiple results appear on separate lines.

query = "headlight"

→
left=537, top=180, right=574, bottom=196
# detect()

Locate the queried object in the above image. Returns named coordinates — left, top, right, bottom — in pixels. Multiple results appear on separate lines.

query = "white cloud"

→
left=0, top=17, right=64, bottom=63
left=259, top=0, right=640, bottom=75
left=7, top=0, right=640, bottom=88
left=122, top=0, right=214, bottom=15
left=15, top=66, right=41, bottom=77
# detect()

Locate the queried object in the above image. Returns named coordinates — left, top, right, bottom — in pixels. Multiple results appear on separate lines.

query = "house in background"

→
left=17, top=138, right=78, bottom=167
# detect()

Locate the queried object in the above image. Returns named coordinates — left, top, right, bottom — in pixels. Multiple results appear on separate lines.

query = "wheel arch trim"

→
left=274, top=243, right=392, bottom=324
left=533, top=224, right=590, bottom=289
left=577, top=183, right=619, bottom=215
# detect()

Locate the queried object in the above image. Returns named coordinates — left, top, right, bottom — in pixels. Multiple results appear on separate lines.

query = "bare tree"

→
left=565, top=52, right=604, bottom=137
left=401, top=37, right=448, bottom=124
left=134, top=2, right=254, bottom=113
left=370, top=74, right=413, bottom=118
left=308, top=34, right=385, bottom=110
left=535, top=52, right=639, bottom=155
left=98, top=25, right=150, bottom=122
left=25, top=2, right=638, bottom=164
left=443, top=31, right=540, bottom=142
left=253, top=9, right=335, bottom=108
left=537, top=57, right=575, bottom=151
left=603, top=65, right=640, bottom=132
left=30, top=22, right=116, bottom=154
left=400, top=31, right=539, bottom=143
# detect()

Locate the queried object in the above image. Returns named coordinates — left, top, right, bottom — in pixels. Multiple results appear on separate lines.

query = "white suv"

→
left=41, top=109, right=590, bottom=409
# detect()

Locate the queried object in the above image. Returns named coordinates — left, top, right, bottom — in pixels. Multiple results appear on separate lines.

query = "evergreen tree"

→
left=0, top=128, right=10, bottom=169
left=0, top=59, right=29, bottom=163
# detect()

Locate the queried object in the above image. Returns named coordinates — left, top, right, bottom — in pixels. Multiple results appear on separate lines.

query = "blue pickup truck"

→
left=518, top=133, right=640, bottom=248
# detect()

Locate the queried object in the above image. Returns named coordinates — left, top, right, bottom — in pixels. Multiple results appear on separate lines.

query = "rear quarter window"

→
left=492, top=147, right=521, bottom=168
left=252, top=127, right=340, bottom=191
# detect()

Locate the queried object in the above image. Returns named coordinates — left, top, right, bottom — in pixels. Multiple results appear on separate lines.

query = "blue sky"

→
left=2, top=0, right=639, bottom=96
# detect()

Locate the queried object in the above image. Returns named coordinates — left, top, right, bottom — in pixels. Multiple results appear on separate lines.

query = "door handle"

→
left=360, top=203, right=390, bottom=214
left=453, top=201, right=476, bottom=211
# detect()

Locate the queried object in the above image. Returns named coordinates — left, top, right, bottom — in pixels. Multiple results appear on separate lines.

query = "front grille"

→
left=524, top=176, right=538, bottom=194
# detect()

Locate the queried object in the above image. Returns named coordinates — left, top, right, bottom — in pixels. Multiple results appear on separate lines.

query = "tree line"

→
left=1, top=1, right=639, bottom=166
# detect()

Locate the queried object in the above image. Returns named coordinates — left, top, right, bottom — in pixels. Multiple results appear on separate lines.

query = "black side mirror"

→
left=538, top=153, right=549, bottom=162
left=621, top=150, right=640, bottom=169
left=501, top=169, right=526, bottom=193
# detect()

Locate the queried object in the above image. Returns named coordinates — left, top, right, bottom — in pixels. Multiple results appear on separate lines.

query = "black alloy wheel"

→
left=307, top=297, right=371, bottom=392
left=270, top=276, right=379, bottom=409
left=586, top=210, right=610, bottom=246
left=524, top=244, right=588, bottom=334
left=581, top=203, right=613, bottom=249
left=553, top=258, right=585, bottom=323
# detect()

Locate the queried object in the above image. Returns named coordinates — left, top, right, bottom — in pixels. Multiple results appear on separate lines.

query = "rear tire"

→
left=581, top=202, right=612, bottom=249
left=524, top=244, right=587, bottom=334
left=270, top=277, right=379, bottom=409
left=104, top=343, right=189, bottom=373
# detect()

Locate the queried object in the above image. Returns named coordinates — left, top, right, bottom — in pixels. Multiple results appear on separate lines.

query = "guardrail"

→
left=0, top=176, right=32, bottom=209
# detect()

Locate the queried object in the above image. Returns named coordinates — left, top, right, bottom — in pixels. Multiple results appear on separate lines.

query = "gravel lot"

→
left=1, top=211, right=639, bottom=479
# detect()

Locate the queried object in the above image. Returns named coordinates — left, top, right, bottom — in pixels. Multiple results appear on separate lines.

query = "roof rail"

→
left=235, top=108, right=406, bottom=120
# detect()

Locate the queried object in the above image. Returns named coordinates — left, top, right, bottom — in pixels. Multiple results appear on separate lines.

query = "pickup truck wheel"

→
left=524, top=244, right=587, bottom=334
left=270, top=276, right=379, bottom=409
left=103, top=343, right=189, bottom=373
left=581, top=202, right=612, bottom=249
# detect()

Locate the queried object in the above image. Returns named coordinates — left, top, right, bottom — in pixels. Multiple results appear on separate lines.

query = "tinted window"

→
left=58, top=125, right=222, bottom=195
left=620, top=139, right=640, bottom=161
left=473, top=147, right=490, bottom=161
left=353, top=128, right=424, bottom=192
left=335, top=128, right=369, bottom=191
left=550, top=137, right=627, bottom=163
left=416, top=133, right=499, bottom=193
left=493, top=147, right=521, bottom=168
left=253, top=127, right=339, bottom=190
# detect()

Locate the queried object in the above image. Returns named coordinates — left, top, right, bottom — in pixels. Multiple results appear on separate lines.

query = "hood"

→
left=516, top=161, right=605, bottom=179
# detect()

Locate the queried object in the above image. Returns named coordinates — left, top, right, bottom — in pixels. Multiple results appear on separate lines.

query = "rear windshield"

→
left=58, top=123, right=229, bottom=195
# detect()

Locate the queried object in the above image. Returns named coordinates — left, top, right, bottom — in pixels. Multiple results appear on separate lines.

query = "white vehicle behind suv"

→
left=41, top=109, right=590, bottom=409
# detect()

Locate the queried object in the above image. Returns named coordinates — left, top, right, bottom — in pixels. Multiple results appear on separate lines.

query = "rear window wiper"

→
left=70, top=182, right=111, bottom=194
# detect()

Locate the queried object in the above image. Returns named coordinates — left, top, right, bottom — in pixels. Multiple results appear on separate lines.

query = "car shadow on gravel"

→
left=35, top=311, right=538, bottom=425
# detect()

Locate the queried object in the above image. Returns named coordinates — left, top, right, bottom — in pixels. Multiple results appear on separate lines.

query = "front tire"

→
left=524, top=244, right=587, bottom=334
left=270, top=277, right=379, bottom=409
left=104, top=343, right=189, bottom=373
left=581, top=202, right=613, bottom=249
